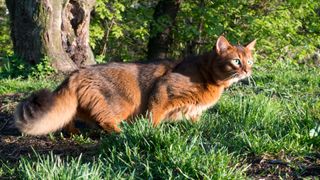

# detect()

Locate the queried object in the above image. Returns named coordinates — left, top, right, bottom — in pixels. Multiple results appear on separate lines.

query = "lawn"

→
left=0, top=61, right=319, bottom=179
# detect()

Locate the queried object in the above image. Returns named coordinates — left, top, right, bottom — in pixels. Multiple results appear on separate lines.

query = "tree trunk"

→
left=147, top=0, right=181, bottom=60
left=5, top=0, right=96, bottom=72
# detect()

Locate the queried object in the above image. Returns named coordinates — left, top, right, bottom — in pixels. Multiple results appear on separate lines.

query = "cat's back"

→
left=81, top=60, right=177, bottom=78
left=68, top=60, right=178, bottom=114
left=71, top=60, right=178, bottom=96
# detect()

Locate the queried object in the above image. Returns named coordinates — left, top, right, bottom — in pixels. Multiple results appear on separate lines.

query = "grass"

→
left=0, top=77, right=57, bottom=94
left=0, top=61, right=319, bottom=179
left=19, top=153, right=104, bottom=180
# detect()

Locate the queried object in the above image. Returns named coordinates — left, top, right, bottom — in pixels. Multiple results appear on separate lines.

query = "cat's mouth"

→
left=228, top=72, right=250, bottom=83
left=222, top=71, right=251, bottom=85
left=234, top=72, right=251, bottom=80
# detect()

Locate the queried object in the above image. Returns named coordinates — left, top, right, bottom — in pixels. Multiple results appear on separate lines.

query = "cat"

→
left=15, top=36, right=256, bottom=135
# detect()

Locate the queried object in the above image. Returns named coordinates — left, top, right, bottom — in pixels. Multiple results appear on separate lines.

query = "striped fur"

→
left=14, top=36, right=256, bottom=135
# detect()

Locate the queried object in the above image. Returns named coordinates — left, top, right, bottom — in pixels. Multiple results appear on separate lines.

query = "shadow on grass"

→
left=0, top=94, right=100, bottom=165
left=0, top=112, right=100, bottom=164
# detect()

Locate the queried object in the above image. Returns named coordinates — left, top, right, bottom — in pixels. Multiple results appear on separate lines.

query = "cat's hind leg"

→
left=78, top=88, right=135, bottom=133
left=78, top=90, right=120, bottom=133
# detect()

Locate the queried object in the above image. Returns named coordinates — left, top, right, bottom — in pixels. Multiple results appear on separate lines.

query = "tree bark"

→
left=6, top=0, right=96, bottom=72
left=147, top=0, right=181, bottom=60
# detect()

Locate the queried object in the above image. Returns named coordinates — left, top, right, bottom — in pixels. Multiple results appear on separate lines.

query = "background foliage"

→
left=0, top=0, right=12, bottom=57
left=89, top=0, right=320, bottom=64
left=0, top=0, right=319, bottom=65
left=1, top=0, right=320, bottom=178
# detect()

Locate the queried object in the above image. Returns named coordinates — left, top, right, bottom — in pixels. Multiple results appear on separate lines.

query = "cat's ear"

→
left=246, top=39, right=257, bottom=51
left=216, top=36, right=232, bottom=54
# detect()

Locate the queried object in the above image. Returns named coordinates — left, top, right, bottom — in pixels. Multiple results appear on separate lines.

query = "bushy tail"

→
left=15, top=85, right=78, bottom=135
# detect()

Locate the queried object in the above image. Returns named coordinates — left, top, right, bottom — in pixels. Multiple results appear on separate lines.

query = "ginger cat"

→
left=15, top=36, right=256, bottom=135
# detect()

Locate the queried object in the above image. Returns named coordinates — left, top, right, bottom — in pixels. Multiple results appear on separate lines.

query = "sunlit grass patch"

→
left=0, top=78, right=57, bottom=95
left=0, top=62, right=319, bottom=178
left=18, top=153, right=103, bottom=180
left=201, top=94, right=317, bottom=155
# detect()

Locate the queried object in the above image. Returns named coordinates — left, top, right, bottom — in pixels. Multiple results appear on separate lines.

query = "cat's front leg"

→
left=189, top=115, right=201, bottom=123
left=149, top=101, right=186, bottom=126
left=185, top=107, right=204, bottom=123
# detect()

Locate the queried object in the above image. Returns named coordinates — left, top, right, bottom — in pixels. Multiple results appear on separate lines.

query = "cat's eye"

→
left=248, top=60, right=253, bottom=65
left=232, top=59, right=242, bottom=66
left=247, top=60, right=253, bottom=65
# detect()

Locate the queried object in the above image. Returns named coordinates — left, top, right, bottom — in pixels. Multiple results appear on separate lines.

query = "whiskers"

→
left=247, top=75, right=257, bottom=86
left=222, top=72, right=256, bottom=87
left=223, top=72, right=239, bottom=81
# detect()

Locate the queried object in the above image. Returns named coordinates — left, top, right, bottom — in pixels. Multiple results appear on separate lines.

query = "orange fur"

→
left=14, top=36, right=256, bottom=135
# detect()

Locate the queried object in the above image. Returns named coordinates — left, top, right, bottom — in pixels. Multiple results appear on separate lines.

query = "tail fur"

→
left=15, top=83, right=78, bottom=135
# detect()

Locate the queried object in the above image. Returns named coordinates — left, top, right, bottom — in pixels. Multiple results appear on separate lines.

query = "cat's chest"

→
left=185, top=86, right=224, bottom=116
left=198, top=85, right=224, bottom=104
left=185, top=103, right=213, bottom=117
left=167, top=102, right=215, bottom=121
left=169, top=87, right=224, bottom=120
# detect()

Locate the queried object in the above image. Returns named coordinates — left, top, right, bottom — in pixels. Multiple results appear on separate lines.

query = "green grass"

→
left=0, top=77, right=57, bottom=94
left=19, top=153, right=104, bottom=180
left=0, top=61, right=319, bottom=179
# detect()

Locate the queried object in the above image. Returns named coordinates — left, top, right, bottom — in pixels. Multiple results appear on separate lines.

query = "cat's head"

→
left=212, top=36, right=256, bottom=86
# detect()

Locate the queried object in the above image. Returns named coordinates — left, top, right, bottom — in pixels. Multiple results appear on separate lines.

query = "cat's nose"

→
left=243, top=69, right=250, bottom=76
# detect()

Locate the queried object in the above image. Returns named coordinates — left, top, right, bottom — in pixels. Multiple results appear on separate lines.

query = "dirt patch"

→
left=0, top=93, right=23, bottom=137
left=0, top=94, right=100, bottom=164
left=0, top=135, right=99, bottom=163
left=245, top=153, right=320, bottom=179
left=0, top=93, right=24, bottom=114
